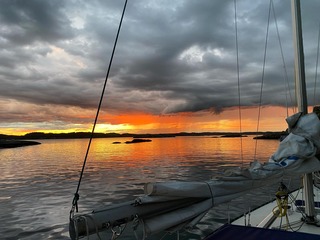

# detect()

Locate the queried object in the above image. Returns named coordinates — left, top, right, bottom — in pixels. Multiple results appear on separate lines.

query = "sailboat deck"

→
left=204, top=224, right=320, bottom=240
left=231, top=185, right=320, bottom=235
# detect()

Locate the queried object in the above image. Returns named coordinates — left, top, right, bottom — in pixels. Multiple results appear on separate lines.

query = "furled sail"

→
left=69, top=113, right=320, bottom=239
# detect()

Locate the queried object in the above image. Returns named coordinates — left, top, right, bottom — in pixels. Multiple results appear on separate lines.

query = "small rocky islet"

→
left=0, top=140, right=41, bottom=149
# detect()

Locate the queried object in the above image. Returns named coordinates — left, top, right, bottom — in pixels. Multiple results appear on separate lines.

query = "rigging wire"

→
left=271, top=0, right=295, bottom=116
left=254, top=0, right=272, bottom=159
left=234, top=0, right=243, bottom=166
left=313, top=22, right=320, bottom=106
left=70, top=0, right=128, bottom=216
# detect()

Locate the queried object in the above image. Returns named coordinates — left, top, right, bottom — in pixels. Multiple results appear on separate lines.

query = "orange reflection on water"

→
left=87, top=136, right=279, bottom=173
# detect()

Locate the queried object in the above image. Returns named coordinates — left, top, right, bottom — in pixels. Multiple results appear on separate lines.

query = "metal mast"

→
left=291, top=0, right=316, bottom=220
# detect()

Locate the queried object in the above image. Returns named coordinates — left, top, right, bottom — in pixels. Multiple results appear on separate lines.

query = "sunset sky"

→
left=1, top=0, right=320, bottom=135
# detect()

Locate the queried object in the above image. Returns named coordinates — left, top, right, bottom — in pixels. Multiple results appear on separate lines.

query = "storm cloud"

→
left=1, top=0, right=320, bottom=130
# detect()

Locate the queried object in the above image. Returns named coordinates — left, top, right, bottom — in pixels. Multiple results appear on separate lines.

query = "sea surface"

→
left=0, top=136, right=300, bottom=239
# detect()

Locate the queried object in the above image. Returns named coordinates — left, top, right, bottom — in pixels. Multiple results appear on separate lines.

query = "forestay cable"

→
left=233, top=0, right=243, bottom=166
left=254, top=0, right=272, bottom=159
left=70, top=0, right=128, bottom=216
left=271, top=0, right=295, bottom=116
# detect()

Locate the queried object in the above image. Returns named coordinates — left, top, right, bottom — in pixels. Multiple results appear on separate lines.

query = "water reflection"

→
left=0, top=136, right=280, bottom=239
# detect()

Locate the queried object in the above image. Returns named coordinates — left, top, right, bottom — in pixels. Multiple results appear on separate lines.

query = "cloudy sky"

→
left=1, top=0, right=320, bottom=135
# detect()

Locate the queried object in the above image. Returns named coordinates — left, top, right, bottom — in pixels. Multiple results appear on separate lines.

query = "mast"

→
left=291, top=0, right=316, bottom=220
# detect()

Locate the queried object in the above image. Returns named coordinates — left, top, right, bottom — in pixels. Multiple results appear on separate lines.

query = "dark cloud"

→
left=0, top=0, right=74, bottom=44
left=1, top=0, right=320, bottom=128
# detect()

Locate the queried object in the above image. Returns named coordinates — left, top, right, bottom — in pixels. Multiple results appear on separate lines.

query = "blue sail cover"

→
left=205, top=224, right=320, bottom=240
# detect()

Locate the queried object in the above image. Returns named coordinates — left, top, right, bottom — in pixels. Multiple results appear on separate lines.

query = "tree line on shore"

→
left=0, top=131, right=287, bottom=140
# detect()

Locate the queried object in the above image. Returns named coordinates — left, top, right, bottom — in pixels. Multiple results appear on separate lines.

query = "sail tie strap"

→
left=70, top=193, right=79, bottom=217
left=205, top=181, right=215, bottom=207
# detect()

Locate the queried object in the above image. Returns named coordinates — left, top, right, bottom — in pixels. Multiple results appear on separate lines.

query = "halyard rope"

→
left=70, top=0, right=128, bottom=217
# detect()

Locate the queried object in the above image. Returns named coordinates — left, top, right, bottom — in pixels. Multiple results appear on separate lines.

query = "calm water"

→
left=0, top=136, right=298, bottom=239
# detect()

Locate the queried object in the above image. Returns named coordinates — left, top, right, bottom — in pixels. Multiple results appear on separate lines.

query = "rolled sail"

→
left=70, top=113, right=320, bottom=239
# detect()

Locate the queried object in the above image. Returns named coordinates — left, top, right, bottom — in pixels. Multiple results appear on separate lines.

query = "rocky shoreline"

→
left=253, top=132, right=288, bottom=140
left=0, top=140, right=41, bottom=149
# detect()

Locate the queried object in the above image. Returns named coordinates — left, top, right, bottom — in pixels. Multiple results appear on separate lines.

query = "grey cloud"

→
left=0, top=0, right=75, bottom=45
left=1, top=0, right=320, bottom=123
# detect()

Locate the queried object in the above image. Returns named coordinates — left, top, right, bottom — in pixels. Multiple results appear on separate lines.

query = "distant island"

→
left=220, top=133, right=248, bottom=138
left=125, top=138, right=152, bottom=144
left=253, top=132, right=288, bottom=140
left=0, top=139, right=41, bottom=148
left=0, top=131, right=287, bottom=140
left=0, top=131, right=287, bottom=149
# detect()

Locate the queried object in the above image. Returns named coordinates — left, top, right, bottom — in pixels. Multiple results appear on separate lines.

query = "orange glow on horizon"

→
left=1, top=106, right=301, bottom=136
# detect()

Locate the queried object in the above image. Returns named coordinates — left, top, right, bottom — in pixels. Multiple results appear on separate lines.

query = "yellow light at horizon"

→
left=1, top=106, right=296, bottom=136
left=95, top=123, right=135, bottom=133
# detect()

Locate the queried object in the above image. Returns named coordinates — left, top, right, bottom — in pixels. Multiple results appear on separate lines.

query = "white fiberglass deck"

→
left=232, top=185, right=320, bottom=235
